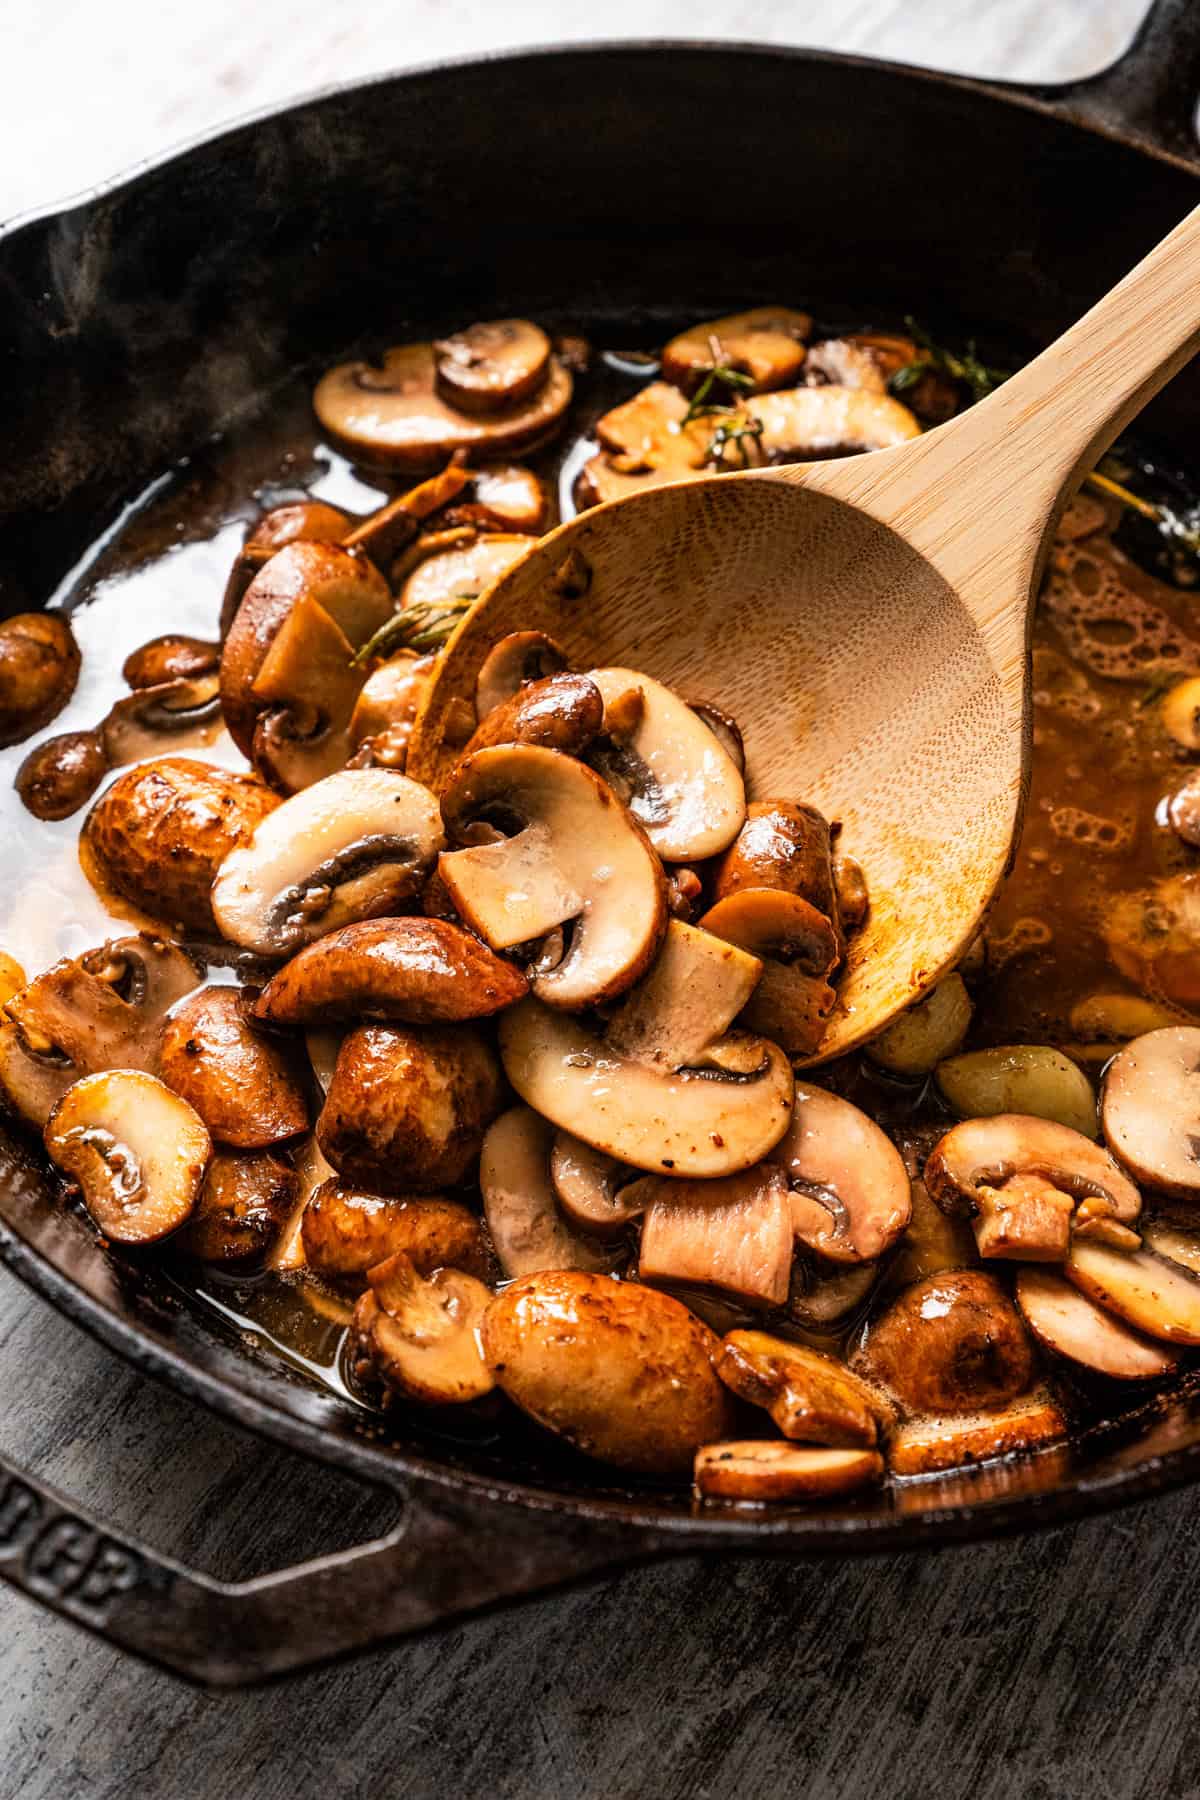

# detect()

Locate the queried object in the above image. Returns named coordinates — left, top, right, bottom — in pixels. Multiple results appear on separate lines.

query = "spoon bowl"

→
left=410, top=203, right=1200, bottom=1057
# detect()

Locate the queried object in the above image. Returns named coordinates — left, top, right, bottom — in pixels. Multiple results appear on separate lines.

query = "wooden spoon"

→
left=409, top=208, right=1200, bottom=1062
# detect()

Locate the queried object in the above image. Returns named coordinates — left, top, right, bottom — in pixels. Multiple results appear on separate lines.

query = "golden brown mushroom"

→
left=15, top=730, right=109, bottom=820
left=886, top=1394, right=1066, bottom=1477
left=102, top=674, right=222, bottom=767
left=123, top=634, right=219, bottom=690
left=473, top=631, right=567, bottom=720
left=159, top=986, right=310, bottom=1148
left=661, top=306, right=812, bottom=394
left=638, top=1166, right=794, bottom=1307
left=852, top=1269, right=1034, bottom=1415
left=771, top=1083, right=912, bottom=1264
left=351, top=1252, right=495, bottom=1405
left=1015, top=1266, right=1177, bottom=1379
left=252, top=917, right=527, bottom=1025
left=480, top=1106, right=619, bottom=1279
left=44, top=1070, right=210, bottom=1246
left=461, top=672, right=604, bottom=759
left=716, top=1331, right=883, bottom=1445
left=694, top=1441, right=883, bottom=1503
left=302, top=1182, right=486, bottom=1282
left=0, top=612, right=80, bottom=745
left=433, top=319, right=551, bottom=413
left=175, top=1150, right=298, bottom=1266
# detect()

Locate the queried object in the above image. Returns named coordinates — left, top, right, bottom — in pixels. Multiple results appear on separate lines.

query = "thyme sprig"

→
left=705, top=413, right=765, bottom=468
left=887, top=316, right=1011, bottom=404
left=682, top=357, right=756, bottom=426
left=351, top=591, right=480, bottom=665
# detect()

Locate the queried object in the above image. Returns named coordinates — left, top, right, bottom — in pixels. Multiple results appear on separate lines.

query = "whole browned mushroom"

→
left=851, top=1270, right=1034, bottom=1415
left=44, top=1069, right=211, bottom=1245
left=252, top=917, right=527, bottom=1025
left=302, top=1181, right=486, bottom=1282
left=159, top=987, right=310, bottom=1148
left=713, top=800, right=843, bottom=944
left=15, top=729, right=109, bottom=820
left=462, top=672, right=604, bottom=759
left=175, top=1150, right=298, bottom=1266
left=123, top=634, right=219, bottom=690
left=317, top=1022, right=504, bottom=1192
left=83, top=756, right=280, bottom=934
left=0, top=613, right=80, bottom=746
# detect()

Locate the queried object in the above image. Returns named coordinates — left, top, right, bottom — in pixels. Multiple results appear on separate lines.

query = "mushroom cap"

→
left=16, top=730, right=109, bottom=821
left=498, top=996, right=794, bottom=1179
left=660, top=306, right=813, bottom=394
left=699, top=889, right=840, bottom=1059
left=433, top=318, right=551, bottom=414
left=301, top=1183, right=486, bottom=1282
left=851, top=1270, right=1034, bottom=1415
left=694, top=1441, right=883, bottom=1502
left=444, top=464, right=549, bottom=537
left=480, top=1106, right=618, bottom=1280
left=349, top=653, right=433, bottom=752
left=123, top=633, right=219, bottom=691
left=252, top=916, right=527, bottom=1026
left=462, top=672, right=603, bottom=759
left=716, top=1330, right=883, bottom=1445
left=159, top=986, right=310, bottom=1149
left=0, top=611, right=80, bottom=746
left=211, top=768, right=444, bottom=957
left=44, top=1069, right=211, bottom=1245
left=84, top=757, right=280, bottom=936
left=925, top=1114, right=1141, bottom=1239
left=580, top=382, right=719, bottom=504
left=175, top=1150, right=298, bottom=1267
left=353, top=1255, right=495, bottom=1405
left=588, top=668, right=746, bottom=862
left=637, top=1166, right=794, bottom=1307
left=474, top=630, right=567, bottom=720
left=713, top=799, right=841, bottom=923
left=313, top=342, right=572, bottom=472
left=102, top=673, right=222, bottom=769
left=1101, top=1027, right=1200, bottom=1196
left=1015, top=1266, right=1177, bottom=1380
left=771, top=1082, right=912, bottom=1264
left=439, top=744, right=667, bottom=1009
left=481, top=1268, right=735, bottom=1474
left=248, top=596, right=367, bottom=794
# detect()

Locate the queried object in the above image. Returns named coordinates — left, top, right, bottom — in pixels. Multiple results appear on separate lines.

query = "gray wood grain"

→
left=4, top=5, right=1200, bottom=1795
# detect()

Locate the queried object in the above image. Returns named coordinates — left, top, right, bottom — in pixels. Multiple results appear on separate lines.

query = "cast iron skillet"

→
left=1, top=2, right=1200, bottom=1687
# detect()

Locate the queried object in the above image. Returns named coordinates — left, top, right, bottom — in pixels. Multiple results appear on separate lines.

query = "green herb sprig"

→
left=704, top=413, right=765, bottom=468
left=351, top=591, right=481, bottom=666
left=682, top=360, right=756, bottom=426
left=887, top=316, right=1011, bottom=405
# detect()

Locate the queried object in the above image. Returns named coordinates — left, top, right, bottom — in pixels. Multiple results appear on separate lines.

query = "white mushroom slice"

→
left=1142, top=1213, right=1200, bottom=1275
left=753, top=385, right=922, bottom=456
left=480, top=1106, right=617, bottom=1278
left=352, top=1253, right=495, bottom=1405
left=474, top=631, right=567, bottom=720
left=211, top=769, right=444, bottom=957
left=439, top=745, right=667, bottom=1008
left=936, top=1045, right=1098, bottom=1138
left=587, top=668, right=746, bottom=861
left=44, top=1070, right=210, bottom=1245
left=716, top=1330, right=883, bottom=1445
left=1101, top=1027, right=1200, bottom=1197
left=772, top=1083, right=912, bottom=1265
left=399, top=533, right=536, bottom=613
left=639, top=1166, right=794, bottom=1306
left=499, top=998, right=794, bottom=1179
left=886, top=1393, right=1066, bottom=1477
left=605, top=921, right=762, bottom=1068
left=694, top=1442, right=883, bottom=1502
left=1015, top=1266, right=1177, bottom=1379
left=925, top=1115, right=1141, bottom=1264
left=550, top=1131, right=645, bottom=1238
left=1066, top=1238, right=1200, bottom=1344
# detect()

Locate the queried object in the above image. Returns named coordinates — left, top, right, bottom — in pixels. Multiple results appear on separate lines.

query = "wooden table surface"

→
left=2, top=4, right=1196, bottom=1795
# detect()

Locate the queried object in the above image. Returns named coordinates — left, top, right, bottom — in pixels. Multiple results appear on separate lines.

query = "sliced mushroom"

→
left=0, top=612, right=80, bottom=746
left=175, top=1150, right=298, bottom=1266
left=687, top=701, right=745, bottom=774
left=16, top=730, right=109, bottom=820
left=340, top=459, right=474, bottom=569
left=886, top=1394, right=1066, bottom=1477
left=803, top=337, right=890, bottom=393
left=1104, top=874, right=1200, bottom=1010
left=1161, top=675, right=1200, bottom=751
left=302, top=1182, right=486, bottom=1282
left=0, top=955, right=25, bottom=1009
left=1142, top=1211, right=1200, bottom=1274
left=1015, top=1266, right=1177, bottom=1379
left=247, top=597, right=366, bottom=793
left=867, top=975, right=972, bottom=1077
left=851, top=1270, right=1033, bottom=1415
left=219, top=542, right=392, bottom=758
left=481, top=1268, right=735, bottom=1474
left=1066, top=1238, right=1200, bottom=1344
left=462, top=672, right=603, bottom=759
left=587, top=668, right=746, bottom=861
left=579, top=382, right=720, bottom=504
left=397, top=532, right=536, bottom=614
left=252, top=916, right=527, bottom=1025
left=661, top=307, right=812, bottom=394
left=936, top=1045, right=1098, bottom=1138
left=84, top=756, right=280, bottom=935
left=603, top=919, right=762, bottom=1068
left=474, top=631, right=567, bottom=720
left=314, top=341, right=572, bottom=472
left=752, top=386, right=922, bottom=457
left=1168, top=771, right=1200, bottom=848
left=713, top=800, right=841, bottom=936
left=44, top=1070, right=210, bottom=1245
left=694, top=1441, right=883, bottom=1502
left=885, top=1175, right=977, bottom=1291
left=550, top=1131, right=645, bottom=1239
left=788, top=1259, right=880, bottom=1331
left=443, top=463, right=549, bottom=535
left=925, top=1114, right=1141, bottom=1262
left=1, top=934, right=201, bottom=1126
left=699, top=889, right=839, bottom=1059
left=317, top=1022, right=503, bottom=1192
left=433, top=319, right=551, bottom=414
left=1100, top=1027, right=1200, bottom=1196
left=102, top=673, right=222, bottom=767
left=349, top=652, right=434, bottom=755
left=498, top=990, right=794, bottom=1181
left=220, top=502, right=354, bottom=638
left=439, top=745, right=667, bottom=1009
left=211, top=768, right=444, bottom=957
left=716, top=1331, right=882, bottom=1445
left=351, top=1254, right=494, bottom=1405
left=771, top=1083, right=912, bottom=1265
left=480, top=1106, right=618, bottom=1279
left=638, top=1166, right=795, bottom=1306
left=123, top=634, right=219, bottom=690
left=159, top=986, right=309, bottom=1148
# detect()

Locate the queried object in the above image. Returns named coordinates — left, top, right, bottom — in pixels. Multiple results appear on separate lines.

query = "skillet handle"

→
left=0, top=1445, right=666, bottom=1685
left=1004, top=0, right=1200, bottom=171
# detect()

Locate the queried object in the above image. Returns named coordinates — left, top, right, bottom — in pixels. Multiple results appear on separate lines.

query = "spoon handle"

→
left=789, top=200, right=1200, bottom=603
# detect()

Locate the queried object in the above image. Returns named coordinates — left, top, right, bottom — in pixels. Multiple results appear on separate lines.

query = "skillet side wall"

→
left=1, top=44, right=1199, bottom=1537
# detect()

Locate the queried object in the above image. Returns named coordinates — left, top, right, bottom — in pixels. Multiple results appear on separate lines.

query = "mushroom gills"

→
left=474, top=630, right=567, bottom=719
left=44, top=1070, right=210, bottom=1245
left=211, top=769, right=445, bottom=956
left=772, top=1082, right=912, bottom=1264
